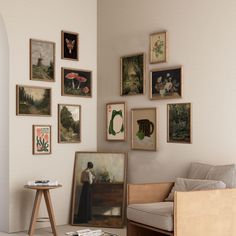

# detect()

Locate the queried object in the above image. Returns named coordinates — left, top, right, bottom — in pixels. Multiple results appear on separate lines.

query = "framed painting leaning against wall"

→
left=106, top=102, right=126, bottom=141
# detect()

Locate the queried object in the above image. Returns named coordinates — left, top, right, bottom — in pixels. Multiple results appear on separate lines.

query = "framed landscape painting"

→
left=71, top=152, right=127, bottom=228
left=167, top=103, right=191, bottom=143
left=150, top=31, right=167, bottom=64
left=30, top=39, right=55, bottom=82
left=58, top=104, right=81, bottom=143
left=33, top=125, right=51, bottom=155
left=61, top=30, right=79, bottom=61
left=120, top=53, right=145, bottom=96
left=150, top=66, right=182, bottom=100
left=16, top=85, right=51, bottom=116
left=106, top=102, right=126, bottom=141
left=62, top=67, right=92, bottom=97
left=131, top=108, right=157, bottom=151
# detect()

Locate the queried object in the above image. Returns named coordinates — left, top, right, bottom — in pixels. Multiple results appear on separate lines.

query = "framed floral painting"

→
left=106, top=102, right=126, bottom=141
left=131, top=108, right=157, bottom=151
left=61, top=67, right=92, bottom=97
left=150, top=66, right=182, bottom=100
left=167, top=103, right=192, bottom=143
left=33, top=125, right=51, bottom=155
left=150, top=31, right=168, bottom=64
left=120, top=53, right=145, bottom=96
left=61, top=30, right=79, bottom=61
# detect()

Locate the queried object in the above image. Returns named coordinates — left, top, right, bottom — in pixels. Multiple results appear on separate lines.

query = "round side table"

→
left=25, top=184, right=62, bottom=236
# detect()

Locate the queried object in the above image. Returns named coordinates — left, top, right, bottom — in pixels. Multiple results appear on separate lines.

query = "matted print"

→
left=167, top=103, right=192, bottom=143
left=71, top=152, right=127, bottom=228
left=131, top=108, right=157, bottom=151
left=106, top=102, right=126, bottom=141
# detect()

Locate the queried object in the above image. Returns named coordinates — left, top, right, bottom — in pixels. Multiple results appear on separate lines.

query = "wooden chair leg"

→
left=43, top=190, right=57, bottom=236
left=28, top=190, right=43, bottom=236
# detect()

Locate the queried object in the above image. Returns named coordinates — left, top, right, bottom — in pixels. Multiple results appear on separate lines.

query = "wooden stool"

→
left=25, top=185, right=62, bottom=236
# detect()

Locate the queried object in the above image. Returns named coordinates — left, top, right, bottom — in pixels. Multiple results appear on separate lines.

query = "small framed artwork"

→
left=120, top=53, right=145, bottom=96
left=62, top=67, right=92, bottom=97
left=150, top=66, right=182, bottom=100
left=131, top=108, right=157, bottom=151
left=71, top=152, right=127, bottom=227
left=167, top=103, right=192, bottom=144
left=150, top=31, right=168, bottom=64
left=58, top=104, right=81, bottom=143
left=30, top=39, right=55, bottom=82
left=61, top=30, right=79, bottom=61
left=16, top=85, right=51, bottom=116
left=33, top=125, right=51, bottom=155
left=106, top=102, right=126, bottom=141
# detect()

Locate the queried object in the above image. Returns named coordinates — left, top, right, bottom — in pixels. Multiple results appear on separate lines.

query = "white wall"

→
left=0, top=0, right=97, bottom=232
left=98, top=0, right=236, bottom=183
left=0, top=14, right=9, bottom=232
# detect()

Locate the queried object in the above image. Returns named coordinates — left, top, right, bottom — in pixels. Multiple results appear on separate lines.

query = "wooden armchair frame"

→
left=127, top=182, right=236, bottom=236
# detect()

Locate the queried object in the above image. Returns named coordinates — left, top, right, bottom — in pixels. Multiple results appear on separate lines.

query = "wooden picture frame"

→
left=71, top=152, right=127, bottom=228
left=33, top=125, right=52, bottom=155
left=150, top=31, right=168, bottom=64
left=106, top=102, right=126, bottom=141
left=58, top=104, right=81, bottom=143
left=120, top=53, right=145, bottom=96
left=16, top=85, right=51, bottom=116
left=61, top=30, right=79, bottom=61
left=167, top=103, right=192, bottom=144
left=131, top=108, right=157, bottom=151
left=150, top=66, right=183, bottom=100
left=61, top=67, right=92, bottom=97
left=30, top=39, right=55, bottom=82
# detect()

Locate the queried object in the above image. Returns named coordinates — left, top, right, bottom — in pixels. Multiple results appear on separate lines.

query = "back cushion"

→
left=165, top=178, right=226, bottom=201
left=187, top=162, right=213, bottom=179
left=206, top=164, right=236, bottom=188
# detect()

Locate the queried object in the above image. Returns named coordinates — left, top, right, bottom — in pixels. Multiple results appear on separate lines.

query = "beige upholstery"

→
left=127, top=202, right=174, bottom=231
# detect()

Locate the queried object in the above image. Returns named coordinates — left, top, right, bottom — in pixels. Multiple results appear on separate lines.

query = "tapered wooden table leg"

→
left=44, top=190, right=57, bottom=236
left=28, top=190, right=43, bottom=236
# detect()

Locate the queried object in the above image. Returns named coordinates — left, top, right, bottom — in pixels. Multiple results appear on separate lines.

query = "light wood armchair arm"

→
left=174, top=188, right=236, bottom=236
left=127, top=182, right=174, bottom=204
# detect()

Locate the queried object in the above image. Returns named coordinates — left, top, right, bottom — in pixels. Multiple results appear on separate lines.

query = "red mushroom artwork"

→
left=65, top=72, right=78, bottom=89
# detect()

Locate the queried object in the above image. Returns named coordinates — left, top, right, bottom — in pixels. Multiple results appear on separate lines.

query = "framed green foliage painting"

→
left=58, top=104, right=81, bottom=143
left=106, top=102, right=126, bottom=141
left=167, top=103, right=192, bottom=143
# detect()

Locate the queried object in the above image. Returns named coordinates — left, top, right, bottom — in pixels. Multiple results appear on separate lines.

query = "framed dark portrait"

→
left=61, top=30, right=79, bottom=61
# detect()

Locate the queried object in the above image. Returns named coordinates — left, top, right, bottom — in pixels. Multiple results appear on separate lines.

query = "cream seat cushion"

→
left=127, top=202, right=173, bottom=232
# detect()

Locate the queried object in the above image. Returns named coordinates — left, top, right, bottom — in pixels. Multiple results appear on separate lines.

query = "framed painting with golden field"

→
left=71, top=152, right=127, bottom=228
left=106, top=102, right=126, bottom=141
left=150, top=31, right=168, bottom=64
left=131, top=108, right=157, bottom=151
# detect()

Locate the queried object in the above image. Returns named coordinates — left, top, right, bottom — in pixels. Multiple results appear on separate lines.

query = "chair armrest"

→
left=127, top=182, right=174, bottom=204
left=174, top=188, right=236, bottom=236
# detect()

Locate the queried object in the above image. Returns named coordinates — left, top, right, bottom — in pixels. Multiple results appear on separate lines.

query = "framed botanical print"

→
left=33, top=125, right=51, bottom=155
left=62, top=67, right=92, bottom=97
left=120, top=53, right=145, bottom=96
left=150, top=66, right=182, bottom=100
left=106, top=102, right=126, bottom=141
left=150, top=31, right=168, bottom=64
left=71, top=152, right=127, bottom=227
left=167, top=103, right=192, bottom=144
left=16, top=85, right=51, bottom=116
left=131, top=108, right=157, bottom=151
left=58, top=104, right=81, bottom=143
left=30, top=39, right=55, bottom=82
left=61, top=30, right=79, bottom=61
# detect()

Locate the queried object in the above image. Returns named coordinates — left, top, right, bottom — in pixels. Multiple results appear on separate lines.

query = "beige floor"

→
left=0, top=225, right=126, bottom=236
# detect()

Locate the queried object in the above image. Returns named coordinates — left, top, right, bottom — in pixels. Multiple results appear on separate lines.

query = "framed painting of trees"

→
left=16, top=85, right=51, bottom=116
left=58, top=104, right=81, bottom=143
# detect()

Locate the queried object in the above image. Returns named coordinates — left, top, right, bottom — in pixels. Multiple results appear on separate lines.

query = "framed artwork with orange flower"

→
left=33, top=125, right=51, bottom=155
left=61, top=67, right=92, bottom=97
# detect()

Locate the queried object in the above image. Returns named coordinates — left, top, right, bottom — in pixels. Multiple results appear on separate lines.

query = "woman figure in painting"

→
left=76, top=161, right=95, bottom=223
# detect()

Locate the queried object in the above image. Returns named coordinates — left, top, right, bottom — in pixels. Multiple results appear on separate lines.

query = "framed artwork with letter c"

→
left=131, top=108, right=157, bottom=151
